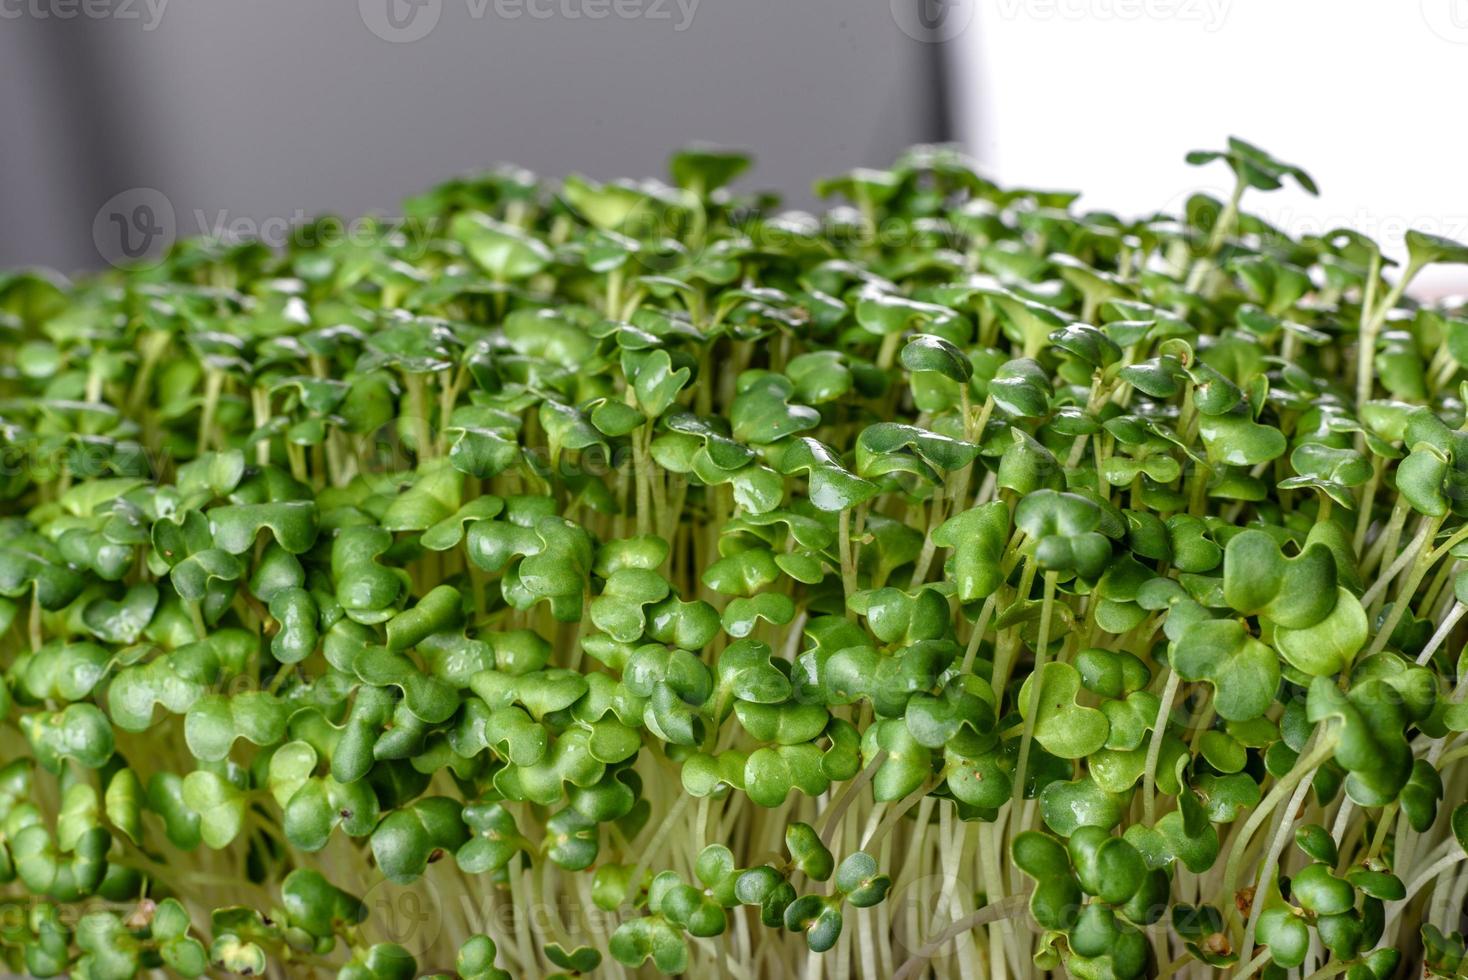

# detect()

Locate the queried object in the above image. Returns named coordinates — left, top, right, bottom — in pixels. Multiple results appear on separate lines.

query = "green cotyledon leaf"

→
left=208, top=500, right=319, bottom=555
left=457, top=935, right=514, bottom=980
left=1272, top=586, right=1366, bottom=677
left=1014, top=489, right=1113, bottom=579
left=180, top=768, right=248, bottom=849
left=775, top=437, right=879, bottom=511
left=1306, top=676, right=1413, bottom=807
left=857, top=422, right=980, bottom=476
left=185, top=692, right=289, bottom=761
left=21, top=704, right=115, bottom=772
left=932, top=500, right=1009, bottom=601
left=1170, top=618, right=1280, bottom=721
left=1196, top=412, right=1286, bottom=467
left=900, top=333, right=972, bottom=383
left=369, top=797, right=470, bottom=884
left=1018, top=662, right=1109, bottom=759
left=730, top=372, right=819, bottom=444
left=1222, top=529, right=1338, bottom=629
left=451, top=212, right=552, bottom=279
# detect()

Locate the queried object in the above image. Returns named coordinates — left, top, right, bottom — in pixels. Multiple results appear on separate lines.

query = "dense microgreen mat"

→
left=3, top=139, right=1468, bottom=979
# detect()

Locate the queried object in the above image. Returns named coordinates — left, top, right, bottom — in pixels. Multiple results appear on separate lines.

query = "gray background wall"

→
left=0, top=0, right=954, bottom=273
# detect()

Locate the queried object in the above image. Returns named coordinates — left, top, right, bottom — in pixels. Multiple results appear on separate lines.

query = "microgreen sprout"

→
left=0, top=139, right=1467, bottom=978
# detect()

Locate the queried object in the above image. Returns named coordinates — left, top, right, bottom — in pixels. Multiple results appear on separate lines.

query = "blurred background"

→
left=3, top=0, right=1467, bottom=292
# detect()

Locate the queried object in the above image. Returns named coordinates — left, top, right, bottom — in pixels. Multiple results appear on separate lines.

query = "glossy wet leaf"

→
left=1019, top=663, right=1109, bottom=759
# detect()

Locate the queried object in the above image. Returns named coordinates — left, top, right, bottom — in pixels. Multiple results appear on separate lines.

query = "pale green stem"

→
left=1357, top=257, right=1424, bottom=410
left=1142, top=670, right=1182, bottom=825
left=1221, top=732, right=1339, bottom=940
left=1231, top=946, right=1274, bottom=980
left=1242, top=772, right=1318, bottom=958
left=888, top=894, right=1029, bottom=980
left=1417, top=602, right=1466, bottom=666
left=1011, top=571, right=1059, bottom=810
left=1394, top=851, right=1468, bottom=921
